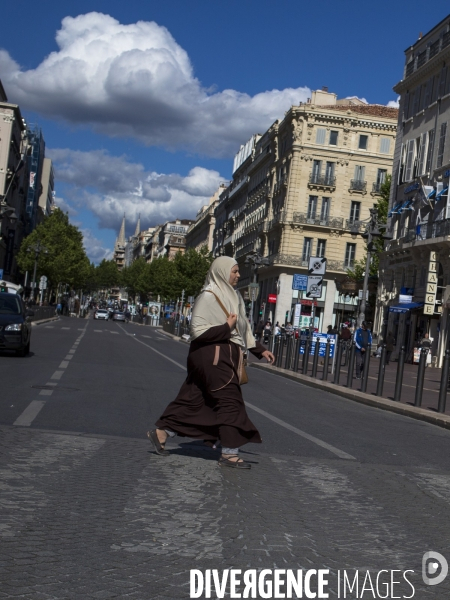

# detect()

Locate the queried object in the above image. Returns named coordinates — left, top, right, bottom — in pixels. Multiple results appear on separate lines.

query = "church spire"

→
left=117, top=213, right=126, bottom=247
left=134, top=213, right=141, bottom=237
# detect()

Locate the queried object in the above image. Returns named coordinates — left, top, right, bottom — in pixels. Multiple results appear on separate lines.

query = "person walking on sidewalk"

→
left=147, top=257, right=275, bottom=469
left=354, top=321, right=372, bottom=379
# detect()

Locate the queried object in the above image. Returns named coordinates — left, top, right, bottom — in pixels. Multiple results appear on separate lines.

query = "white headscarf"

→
left=190, top=256, right=256, bottom=350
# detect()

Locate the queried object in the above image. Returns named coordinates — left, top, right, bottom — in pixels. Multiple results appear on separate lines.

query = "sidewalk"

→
left=249, top=342, right=450, bottom=422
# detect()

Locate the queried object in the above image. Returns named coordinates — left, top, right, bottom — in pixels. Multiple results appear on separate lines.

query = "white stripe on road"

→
left=94, top=330, right=102, bottom=333
left=51, top=371, right=64, bottom=380
left=110, top=331, right=119, bottom=334
left=115, top=324, right=356, bottom=460
left=13, top=401, right=46, bottom=426
left=59, top=361, right=69, bottom=369
left=245, top=402, right=356, bottom=461
left=142, top=335, right=152, bottom=338
left=39, top=390, right=53, bottom=396
left=68, top=349, right=75, bottom=354
left=65, top=355, right=73, bottom=360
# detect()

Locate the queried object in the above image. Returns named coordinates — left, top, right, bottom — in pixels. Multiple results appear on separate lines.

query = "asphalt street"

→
left=1, top=315, right=450, bottom=599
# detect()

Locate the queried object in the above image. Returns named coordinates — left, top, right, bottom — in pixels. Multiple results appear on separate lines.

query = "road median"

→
left=251, top=362, right=450, bottom=431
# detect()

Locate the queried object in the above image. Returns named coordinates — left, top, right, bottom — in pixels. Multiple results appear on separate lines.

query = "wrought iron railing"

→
left=345, top=219, right=367, bottom=233
left=417, top=50, right=427, bottom=68
left=429, top=39, right=440, bottom=58
left=268, top=253, right=346, bottom=272
left=372, top=182, right=383, bottom=194
left=292, top=213, right=344, bottom=228
left=309, top=174, right=336, bottom=187
left=350, top=180, right=367, bottom=192
left=405, top=61, right=415, bottom=77
left=264, top=211, right=286, bottom=231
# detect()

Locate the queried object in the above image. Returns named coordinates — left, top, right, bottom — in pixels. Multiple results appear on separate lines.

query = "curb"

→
left=159, top=330, right=190, bottom=343
left=250, top=363, right=450, bottom=431
left=31, top=316, right=60, bottom=327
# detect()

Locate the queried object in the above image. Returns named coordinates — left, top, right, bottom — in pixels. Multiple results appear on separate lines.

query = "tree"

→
left=95, top=259, right=121, bottom=289
left=173, top=246, right=214, bottom=297
left=121, top=258, right=149, bottom=300
left=347, top=175, right=391, bottom=280
left=16, top=209, right=91, bottom=290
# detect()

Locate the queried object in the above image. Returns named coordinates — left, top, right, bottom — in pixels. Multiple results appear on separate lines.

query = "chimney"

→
left=322, top=86, right=329, bottom=92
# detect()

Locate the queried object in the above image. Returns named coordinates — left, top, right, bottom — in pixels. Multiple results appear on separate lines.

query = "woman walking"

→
left=147, top=257, right=274, bottom=469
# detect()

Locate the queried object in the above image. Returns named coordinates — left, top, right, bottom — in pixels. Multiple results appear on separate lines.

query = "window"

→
left=439, top=66, right=448, bottom=98
left=302, top=237, right=312, bottom=262
left=376, top=169, right=387, bottom=185
left=329, top=130, right=338, bottom=145
left=354, top=165, right=365, bottom=181
left=380, top=137, right=391, bottom=154
left=320, top=197, right=330, bottom=221
left=344, top=243, right=356, bottom=268
left=424, top=77, right=433, bottom=108
left=404, top=139, right=415, bottom=181
left=349, top=201, right=361, bottom=223
left=312, top=160, right=322, bottom=182
left=325, top=162, right=335, bottom=183
left=417, top=133, right=427, bottom=175
left=412, top=87, right=421, bottom=114
left=425, top=129, right=435, bottom=172
left=437, top=122, right=447, bottom=168
left=358, top=135, right=368, bottom=150
left=307, top=196, right=318, bottom=219
left=317, top=239, right=326, bottom=258
left=316, top=128, right=326, bottom=144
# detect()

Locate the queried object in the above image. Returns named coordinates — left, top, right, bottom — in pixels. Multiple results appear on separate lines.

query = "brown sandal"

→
left=218, top=455, right=251, bottom=469
left=146, top=430, right=170, bottom=456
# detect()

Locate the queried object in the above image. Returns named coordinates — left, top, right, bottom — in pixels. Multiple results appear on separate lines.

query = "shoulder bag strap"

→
left=205, top=290, right=230, bottom=318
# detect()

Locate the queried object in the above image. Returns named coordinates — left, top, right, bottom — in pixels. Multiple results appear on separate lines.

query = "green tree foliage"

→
left=347, top=174, right=391, bottom=281
left=16, top=209, right=90, bottom=289
left=94, top=259, right=121, bottom=289
left=173, top=246, right=214, bottom=297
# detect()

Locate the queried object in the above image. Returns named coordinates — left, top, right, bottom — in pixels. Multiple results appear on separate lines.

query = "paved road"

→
left=1, top=316, right=450, bottom=599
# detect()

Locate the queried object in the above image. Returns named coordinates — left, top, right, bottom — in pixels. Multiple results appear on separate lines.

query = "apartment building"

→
left=144, top=219, right=193, bottom=262
left=214, top=89, right=397, bottom=328
left=185, top=184, right=227, bottom=252
left=37, top=158, right=55, bottom=223
left=377, top=14, right=450, bottom=365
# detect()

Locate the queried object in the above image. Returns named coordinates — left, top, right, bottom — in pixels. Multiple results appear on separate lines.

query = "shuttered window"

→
left=417, top=133, right=427, bottom=175
left=425, top=129, right=435, bottom=172
left=437, top=122, right=447, bottom=168
left=380, top=138, right=391, bottom=154
left=316, top=128, right=326, bottom=144
left=404, top=139, right=415, bottom=181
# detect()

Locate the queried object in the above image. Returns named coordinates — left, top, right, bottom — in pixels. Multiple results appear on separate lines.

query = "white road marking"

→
left=59, top=361, right=69, bottom=369
left=61, top=327, right=70, bottom=330
left=110, top=331, right=119, bottom=334
left=245, top=402, right=356, bottom=461
left=51, top=371, right=64, bottom=380
left=46, top=382, right=57, bottom=386
left=65, top=355, right=73, bottom=360
left=68, top=349, right=76, bottom=354
left=39, top=390, right=53, bottom=396
left=142, top=335, right=152, bottom=339
left=13, top=401, right=46, bottom=426
left=94, top=330, right=102, bottom=333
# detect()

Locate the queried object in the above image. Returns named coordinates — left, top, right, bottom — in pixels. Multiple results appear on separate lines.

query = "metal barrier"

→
left=302, top=338, right=310, bottom=374
left=393, top=346, right=406, bottom=402
left=284, top=336, right=293, bottom=370
left=333, top=341, right=343, bottom=384
left=414, top=348, right=428, bottom=407
left=29, top=306, right=57, bottom=322
left=322, top=340, right=331, bottom=381
left=346, top=342, right=356, bottom=388
left=361, top=343, right=371, bottom=393
left=376, top=345, right=387, bottom=396
left=293, top=337, right=301, bottom=372
left=311, top=338, right=320, bottom=378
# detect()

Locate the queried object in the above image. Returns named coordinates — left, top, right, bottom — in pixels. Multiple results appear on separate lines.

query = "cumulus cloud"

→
left=1, top=12, right=311, bottom=157
left=48, top=148, right=224, bottom=233
left=81, top=228, right=113, bottom=264
left=387, top=97, right=400, bottom=108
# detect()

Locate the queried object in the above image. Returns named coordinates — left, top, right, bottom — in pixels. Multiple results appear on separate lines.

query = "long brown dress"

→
left=156, top=322, right=265, bottom=448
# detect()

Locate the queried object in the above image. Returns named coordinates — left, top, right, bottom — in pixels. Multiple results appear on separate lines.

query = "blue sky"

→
left=0, top=1, right=448, bottom=262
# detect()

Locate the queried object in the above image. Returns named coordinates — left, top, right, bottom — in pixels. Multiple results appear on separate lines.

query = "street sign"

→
left=292, top=274, right=308, bottom=291
left=308, top=256, right=327, bottom=275
left=248, top=283, right=259, bottom=301
left=299, top=333, right=337, bottom=357
left=39, top=280, right=47, bottom=290
left=306, top=275, right=323, bottom=298
left=268, top=294, right=277, bottom=303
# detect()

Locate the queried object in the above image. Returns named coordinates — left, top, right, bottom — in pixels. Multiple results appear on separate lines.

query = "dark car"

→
left=0, top=292, right=33, bottom=357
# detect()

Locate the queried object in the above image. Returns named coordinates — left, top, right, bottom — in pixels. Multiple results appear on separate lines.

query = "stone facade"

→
left=144, top=219, right=193, bottom=262
left=186, top=184, right=227, bottom=252
left=377, top=15, right=450, bottom=366
left=214, top=89, right=397, bottom=329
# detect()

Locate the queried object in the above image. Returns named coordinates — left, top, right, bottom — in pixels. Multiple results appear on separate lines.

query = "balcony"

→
left=349, top=180, right=367, bottom=193
left=429, top=39, right=440, bottom=59
left=264, top=211, right=286, bottom=231
left=417, top=50, right=427, bottom=69
left=345, top=219, right=367, bottom=233
left=405, top=61, right=415, bottom=77
left=401, top=219, right=450, bottom=243
left=269, top=253, right=347, bottom=272
left=372, top=182, right=383, bottom=194
left=308, top=174, right=336, bottom=189
left=273, top=176, right=287, bottom=195
left=293, top=213, right=344, bottom=228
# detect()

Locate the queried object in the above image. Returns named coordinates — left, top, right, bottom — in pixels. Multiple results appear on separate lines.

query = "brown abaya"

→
left=156, top=323, right=266, bottom=449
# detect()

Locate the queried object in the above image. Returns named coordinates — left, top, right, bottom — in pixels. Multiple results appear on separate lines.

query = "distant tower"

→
left=113, top=213, right=126, bottom=270
left=134, top=213, right=141, bottom=237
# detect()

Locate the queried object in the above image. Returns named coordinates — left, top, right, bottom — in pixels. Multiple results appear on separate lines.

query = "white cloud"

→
left=81, top=228, right=113, bottom=264
left=48, top=148, right=224, bottom=233
left=0, top=12, right=311, bottom=157
left=387, top=97, right=400, bottom=108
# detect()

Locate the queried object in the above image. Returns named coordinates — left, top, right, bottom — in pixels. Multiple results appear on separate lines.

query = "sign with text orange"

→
left=423, top=251, right=437, bottom=315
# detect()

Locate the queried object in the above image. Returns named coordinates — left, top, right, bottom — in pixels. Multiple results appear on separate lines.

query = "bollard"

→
left=311, top=336, right=320, bottom=378
left=414, top=347, right=428, bottom=407
left=361, top=343, right=371, bottom=393
left=438, top=348, right=450, bottom=413
left=302, top=338, right=310, bottom=374
left=269, top=333, right=275, bottom=354
left=293, top=336, right=301, bottom=372
left=276, top=337, right=284, bottom=368
left=346, top=342, right=356, bottom=388
left=274, top=336, right=281, bottom=365
left=322, top=340, right=331, bottom=381
left=284, top=336, right=293, bottom=370
left=393, top=346, right=406, bottom=402
left=333, top=340, right=343, bottom=384
left=376, top=344, right=387, bottom=397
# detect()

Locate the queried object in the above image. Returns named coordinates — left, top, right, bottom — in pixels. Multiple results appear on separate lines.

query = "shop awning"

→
left=435, top=186, right=448, bottom=202
left=388, top=302, right=424, bottom=313
left=388, top=202, right=404, bottom=217
left=398, top=198, right=414, bottom=213
left=427, top=189, right=436, bottom=199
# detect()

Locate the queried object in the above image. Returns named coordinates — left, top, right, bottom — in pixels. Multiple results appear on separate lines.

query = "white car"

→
left=94, top=309, right=109, bottom=320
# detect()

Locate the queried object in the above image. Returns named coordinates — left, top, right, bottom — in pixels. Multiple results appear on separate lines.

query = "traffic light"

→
left=0, top=282, right=7, bottom=293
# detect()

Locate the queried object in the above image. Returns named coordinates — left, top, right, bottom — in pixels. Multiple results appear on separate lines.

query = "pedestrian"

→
left=354, top=321, right=372, bottom=379
left=420, top=332, right=432, bottom=367
left=385, top=331, right=395, bottom=364
left=255, top=319, right=264, bottom=341
left=147, top=257, right=275, bottom=469
left=339, top=324, right=351, bottom=342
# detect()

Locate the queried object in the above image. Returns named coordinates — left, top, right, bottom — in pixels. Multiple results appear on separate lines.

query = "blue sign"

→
left=404, top=182, right=420, bottom=194
left=0, top=269, right=3, bottom=280
left=292, top=274, right=308, bottom=291
left=299, top=333, right=337, bottom=358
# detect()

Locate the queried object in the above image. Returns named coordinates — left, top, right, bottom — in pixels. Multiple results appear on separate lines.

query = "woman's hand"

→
left=262, top=350, right=275, bottom=364
left=227, top=313, right=237, bottom=330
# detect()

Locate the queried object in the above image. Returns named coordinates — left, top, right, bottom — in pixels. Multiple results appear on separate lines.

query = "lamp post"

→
left=27, top=241, right=49, bottom=303
left=244, top=251, right=270, bottom=333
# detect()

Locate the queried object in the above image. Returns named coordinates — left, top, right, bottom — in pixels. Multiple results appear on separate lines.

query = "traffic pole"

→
left=346, top=342, right=356, bottom=388
left=311, top=336, right=320, bottom=378
left=393, top=346, right=406, bottom=402
left=333, top=340, right=343, bottom=384
left=302, top=337, right=310, bottom=374
left=293, top=335, right=301, bottom=372
left=361, top=343, right=371, bottom=393
left=284, top=336, right=293, bottom=370
left=322, top=340, right=331, bottom=381
left=376, top=344, right=387, bottom=397
left=414, top=348, right=428, bottom=407
left=438, top=348, right=450, bottom=413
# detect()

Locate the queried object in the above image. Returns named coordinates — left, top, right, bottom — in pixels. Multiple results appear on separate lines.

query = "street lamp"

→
left=27, top=241, right=49, bottom=303
left=244, top=251, right=270, bottom=332
left=357, top=208, right=391, bottom=327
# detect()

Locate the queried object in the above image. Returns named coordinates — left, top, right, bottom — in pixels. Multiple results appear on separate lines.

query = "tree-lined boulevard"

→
left=1, top=317, right=450, bottom=598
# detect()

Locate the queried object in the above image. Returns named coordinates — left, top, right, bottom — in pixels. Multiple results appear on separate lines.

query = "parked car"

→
left=0, top=292, right=33, bottom=357
left=94, top=309, right=109, bottom=320
left=112, top=311, right=126, bottom=322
